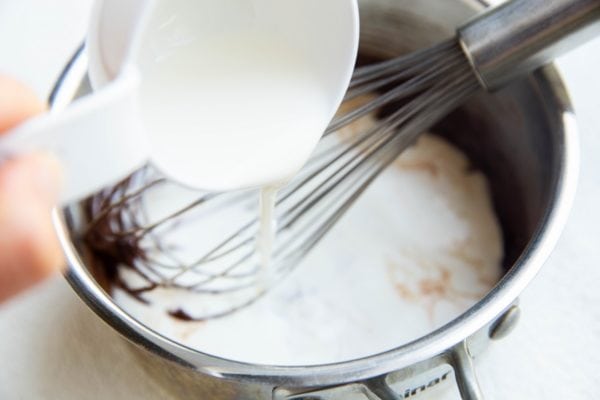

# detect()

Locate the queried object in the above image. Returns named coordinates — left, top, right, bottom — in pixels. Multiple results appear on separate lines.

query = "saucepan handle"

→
left=364, top=343, right=483, bottom=400
left=276, top=341, right=483, bottom=399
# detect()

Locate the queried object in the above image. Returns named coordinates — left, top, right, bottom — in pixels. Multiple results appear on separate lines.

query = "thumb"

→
left=0, top=75, right=46, bottom=132
left=0, top=153, right=65, bottom=303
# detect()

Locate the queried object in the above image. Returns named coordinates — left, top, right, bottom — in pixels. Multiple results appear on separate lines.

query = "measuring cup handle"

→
left=0, top=69, right=148, bottom=204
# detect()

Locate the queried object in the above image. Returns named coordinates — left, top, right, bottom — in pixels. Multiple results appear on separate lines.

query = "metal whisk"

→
left=84, top=0, right=600, bottom=320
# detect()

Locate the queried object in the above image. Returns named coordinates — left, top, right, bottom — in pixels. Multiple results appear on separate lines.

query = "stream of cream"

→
left=257, top=186, right=279, bottom=287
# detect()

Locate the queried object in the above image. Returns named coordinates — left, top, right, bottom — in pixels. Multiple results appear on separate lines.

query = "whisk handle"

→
left=458, top=0, right=600, bottom=90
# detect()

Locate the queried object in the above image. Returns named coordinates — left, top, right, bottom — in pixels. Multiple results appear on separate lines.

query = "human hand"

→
left=0, top=75, right=64, bottom=303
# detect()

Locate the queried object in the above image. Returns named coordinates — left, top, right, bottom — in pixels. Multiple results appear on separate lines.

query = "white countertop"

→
left=0, top=1, right=599, bottom=399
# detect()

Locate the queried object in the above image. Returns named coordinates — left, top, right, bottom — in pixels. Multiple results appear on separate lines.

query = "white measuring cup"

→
left=1, top=0, right=359, bottom=203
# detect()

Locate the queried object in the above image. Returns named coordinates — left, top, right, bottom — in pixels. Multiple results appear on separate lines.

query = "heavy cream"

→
left=257, top=186, right=280, bottom=285
left=138, top=31, right=331, bottom=191
left=133, top=2, right=351, bottom=279
left=132, top=0, right=353, bottom=192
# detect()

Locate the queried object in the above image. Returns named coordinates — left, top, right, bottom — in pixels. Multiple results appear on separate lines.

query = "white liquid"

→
left=257, top=186, right=279, bottom=285
left=137, top=20, right=332, bottom=192
left=139, top=32, right=317, bottom=281
left=132, top=1, right=354, bottom=283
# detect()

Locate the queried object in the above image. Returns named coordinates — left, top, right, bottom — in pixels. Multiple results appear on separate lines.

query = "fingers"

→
left=0, top=153, right=64, bottom=302
left=0, top=75, right=64, bottom=303
left=0, top=75, right=46, bottom=133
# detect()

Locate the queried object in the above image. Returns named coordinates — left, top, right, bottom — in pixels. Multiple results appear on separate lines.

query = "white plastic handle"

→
left=0, top=70, right=149, bottom=204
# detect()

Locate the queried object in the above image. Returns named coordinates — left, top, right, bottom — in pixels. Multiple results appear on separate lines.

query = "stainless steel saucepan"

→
left=52, top=0, right=578, bottom=398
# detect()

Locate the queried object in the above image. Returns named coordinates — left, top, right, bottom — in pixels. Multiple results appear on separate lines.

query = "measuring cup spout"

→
left=0, top=69, right=148, bottom=204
